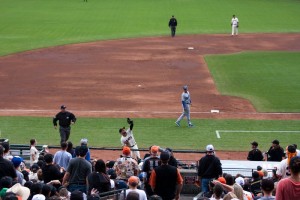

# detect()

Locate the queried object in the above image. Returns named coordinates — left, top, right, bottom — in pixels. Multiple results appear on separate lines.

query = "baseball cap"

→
left=60, top=105, right=66, bottom=109
left=11, top=156, right=23, bottom=168
left=160, top=151, right=170, bottom=161
left=206, top=144, right=214, bottom=152
left=128, top=176, right=139, bottom=185
left=183, top=85, right=188, bottom=90
left=235, top=177, right=244, bottom=186
left=251, top=141, right=258, bottom=146
left=217, top=177, right=226, bottom=184
left=151, top=146, right=159, bottom=154
left=7, top=183, right=30, bottom=200
left=32, top=194, right=46, bottom=200
left=272, top=139, right=279, bottom=145
left=122, top=146, right=131, bottom=156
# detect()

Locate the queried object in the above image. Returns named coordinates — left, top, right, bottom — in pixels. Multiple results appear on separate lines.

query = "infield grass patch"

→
left=205, top=52, right=300, bottom=112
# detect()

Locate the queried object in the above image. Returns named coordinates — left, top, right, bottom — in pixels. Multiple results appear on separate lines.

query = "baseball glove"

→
left=127, top=118, right=133, bottom=124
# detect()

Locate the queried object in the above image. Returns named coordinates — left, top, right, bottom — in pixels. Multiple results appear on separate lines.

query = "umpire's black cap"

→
left=60, top=105, right=66, bottom=109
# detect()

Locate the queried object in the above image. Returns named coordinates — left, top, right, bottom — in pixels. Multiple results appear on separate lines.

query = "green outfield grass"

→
left=205, top=52, right=300, bottom=112
left=1, top=116, right=299, bottom=152
left=0, top=0, right=300, bottom=56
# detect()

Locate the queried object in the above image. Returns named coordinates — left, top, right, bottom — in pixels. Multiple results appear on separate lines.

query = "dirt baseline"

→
left=1, top=33, right=300, bottom=161
left=1, top=33, right=300, bottom=120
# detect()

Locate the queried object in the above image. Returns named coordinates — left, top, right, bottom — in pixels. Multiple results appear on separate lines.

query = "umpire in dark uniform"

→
left=168, top=15, right=178, bottom=37
left=53, top=105, right=76, bottom=144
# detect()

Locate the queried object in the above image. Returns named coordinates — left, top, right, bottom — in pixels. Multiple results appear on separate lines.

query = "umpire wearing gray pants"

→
left=53, top=105, right=76, bottom=144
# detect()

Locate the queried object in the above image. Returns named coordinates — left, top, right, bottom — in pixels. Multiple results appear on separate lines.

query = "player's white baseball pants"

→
left=130, top=144, right=141, bottom=160
left=232, top=25, right=238, bottom=35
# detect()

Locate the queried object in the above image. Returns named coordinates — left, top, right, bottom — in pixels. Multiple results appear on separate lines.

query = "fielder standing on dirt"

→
left=231, top=14, right=239, bottom=36
left=169, top=15, right=178, bottom=37
left=53, top=105, right=76, bottom=144
left=119, top=118, right=141, bottom=162
left=175, top=85, right=193, bottom=127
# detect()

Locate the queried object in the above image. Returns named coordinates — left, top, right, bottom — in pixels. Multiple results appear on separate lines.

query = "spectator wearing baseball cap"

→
left=266, top=139, right=284, bottom=162
left=120, top=176, right=147, bottom=200
left=247, top=141, right=264, bottom=161
left=11, top=156, right=25, bottom=185
left=276, top=144, right=297, bottom=179
left=149, top=151, right=183, bottom=200
left=113, top=147, right=139, bottom=181
left=197, top=144, right=222, bottom=193
left=142, top=146, right=160, bottom=196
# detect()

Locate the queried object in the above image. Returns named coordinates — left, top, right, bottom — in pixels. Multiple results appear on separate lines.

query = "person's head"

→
left=80, top=138, right=88, bottom=146
left=60, top=105, right=66, bottom=112
left=95, top=159, right=106, bottom=174
left=30, top=139, right=36, bottom=146
left=32, top=194, right=46, bottom=200
left=225, top=174, right=234, bottom=186
left=78, top=145, right=88, bottom=157
left=58, top=187, right=69, bottom=198
left=74, top=146, right=81, bottom=157
left=128, top=176, right=139, bottom=188
left=235, top=177, right=244, bottom=187
left=286, top=145, right=297, bottom=166
left=233, top=183, right=244, bottom=200
left=183, top=85, right=188, bottom=92
left=206, top=144, right=215, bottom=155
left=0, top=176, right=13, bottom=189
left=70, top=190, right=83, bottom=200
left=122, top=146, right=131, bottom=157
left=233, top=15, right=236, bottom=18
left=44, top=154, right=53, bottom=164
left=251, top=141, right=258, bottom=149
left=293, top=144, right=298, bottom=149
left=150, top=146, right=159, bottom=156
left=290, top=156, right=300, bottom=174
left=30, top=183, right=43, bottom=196
left=41, top=184, right=52, bottom=197
left=223, top=192, right=238, bottom=200
left=213, top=183, right=223, bottom=199
left=252, top=171, right=260, bottom=179
left=261, top=179, right=274, bottom=194
left=272, top=139, right=279, bottom=147
left=2, top=142, right=10, bottom=154
left=61, top=142, right=68, bottom=150
left=160, top=151, right=170, bottom=164
left=125, top=191, right=139, bottom=200
left=67, top=141, right=73, bottom=152
left=119, top=127, right=127, bottom=136
left=2, top=192, right=18, bottom=200
left=31, top=163, right=40, bottom=173
left=11, top=156, right=23, bottom=169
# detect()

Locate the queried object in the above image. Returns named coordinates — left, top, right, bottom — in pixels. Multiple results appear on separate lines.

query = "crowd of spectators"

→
left=1, top=138, right=300, bottom=200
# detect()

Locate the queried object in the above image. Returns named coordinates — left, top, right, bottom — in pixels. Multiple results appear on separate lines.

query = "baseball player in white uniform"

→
left=119, top=118, right=141, bottom=162
left=231, top=14, right=239, bottom=36
left=175, top=85, right=193, bottom=127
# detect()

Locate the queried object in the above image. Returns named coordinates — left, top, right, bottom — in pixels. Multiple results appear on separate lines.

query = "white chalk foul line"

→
left=215, top=130, right=300, bottom=139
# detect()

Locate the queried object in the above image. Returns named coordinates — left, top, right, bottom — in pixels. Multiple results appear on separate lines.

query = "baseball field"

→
left=0, top=0, right=300, bottom=159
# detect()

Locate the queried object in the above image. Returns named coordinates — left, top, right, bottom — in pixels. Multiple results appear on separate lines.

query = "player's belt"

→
left=129, top=143, right=137, bottom=148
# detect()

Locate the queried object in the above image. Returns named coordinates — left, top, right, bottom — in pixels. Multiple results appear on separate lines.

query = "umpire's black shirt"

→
left=53, top=111, right=76, bottom=127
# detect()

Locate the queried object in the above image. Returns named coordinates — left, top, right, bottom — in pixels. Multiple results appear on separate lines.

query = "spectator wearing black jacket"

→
left=247, top=141, right=264, bottom=161
left=41, top=154, right=64, bottom=186
left=53, top=105, right=76, bottom=144
left=266, top=140, right=284, bottom=162
left=197, top=144, right=222, bottom=193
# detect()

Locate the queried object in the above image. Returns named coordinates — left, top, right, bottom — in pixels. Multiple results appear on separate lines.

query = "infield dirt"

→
left=1, top=33, right=300, bottom=160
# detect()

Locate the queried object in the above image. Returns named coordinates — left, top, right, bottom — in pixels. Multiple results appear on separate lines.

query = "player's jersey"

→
left=121, top=128, right=137, bottom=147
left=231, top=17, right=239, bottom=26
left=181, top=91, right=191, bottom=105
